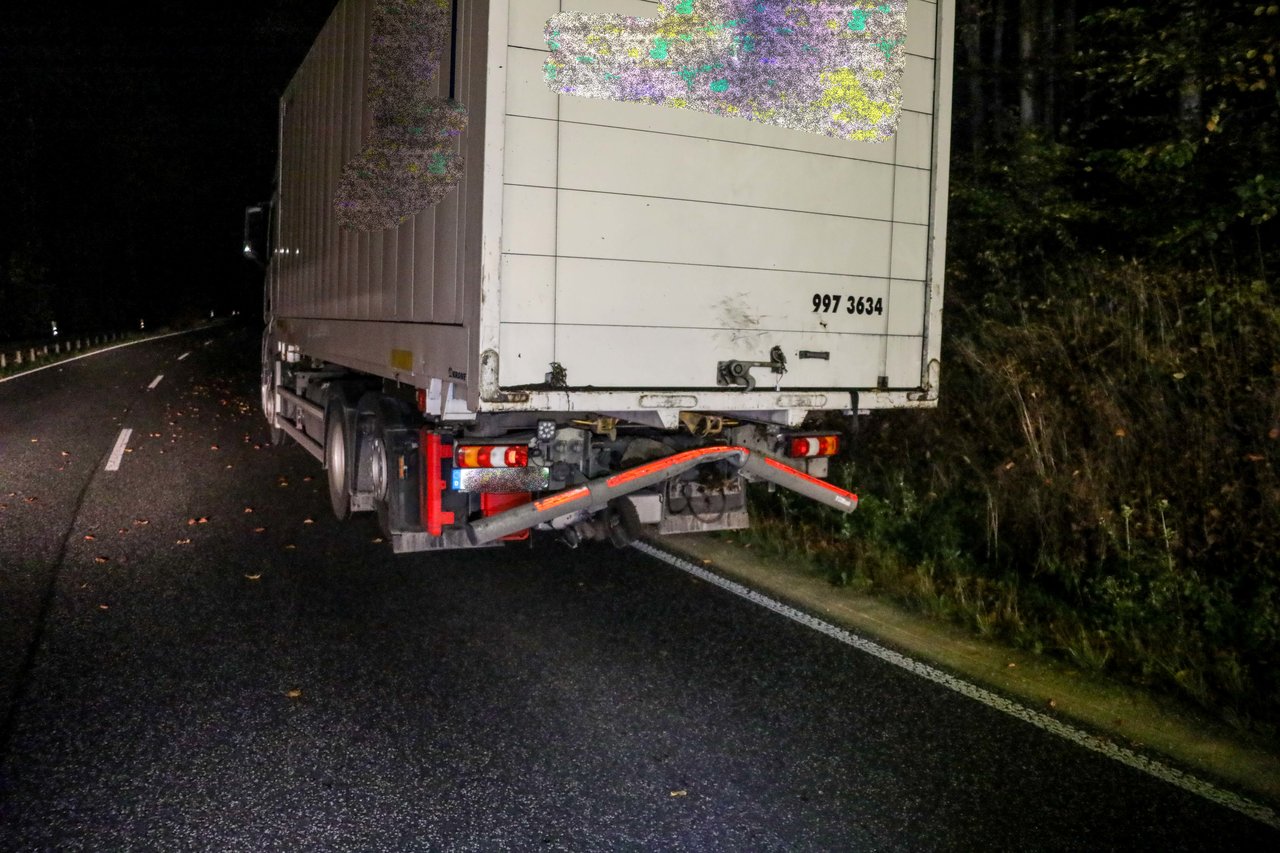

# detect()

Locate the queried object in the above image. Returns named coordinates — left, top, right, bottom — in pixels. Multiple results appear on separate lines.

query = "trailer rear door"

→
left=495, top=0, right=947, bottom=394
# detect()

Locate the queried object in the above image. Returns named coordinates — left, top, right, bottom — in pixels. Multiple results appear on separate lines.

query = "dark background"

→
left=0, top=1, right=334, bottom=338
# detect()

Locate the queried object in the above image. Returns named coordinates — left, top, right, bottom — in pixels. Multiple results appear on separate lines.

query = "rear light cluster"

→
left=786, top=434, right=840, bottom=458
left=454, top=444, right=529, bottom=469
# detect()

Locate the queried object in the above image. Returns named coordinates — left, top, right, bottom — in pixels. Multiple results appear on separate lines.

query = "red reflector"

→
left=786, top=435, right=840, bottom=458
left=455, top=444, right=530, bottom=469
left=415, top=389, right=428, bottom=413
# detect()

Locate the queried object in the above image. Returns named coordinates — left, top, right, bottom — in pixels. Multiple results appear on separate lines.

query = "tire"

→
left=259, top=328, right=285, bottom=446
left=362, top=415, right=394, bottom=539
left=325, top=409, right=352, bottom=521
left=353, top=393, right=404, bottom=540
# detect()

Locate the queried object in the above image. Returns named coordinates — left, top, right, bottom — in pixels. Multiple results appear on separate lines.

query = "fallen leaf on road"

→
left=210, top=445, right=219, bottom=451
left=98, top=604, right=109, bottom=611
left=60, top=451, right=70, bottom=457
left=285, top=689, right=302, bottom=699
left=25, top=496, right=38, bottom=503
left=372, top=537, right=383, bottom=544
left=244, top=573, right=262, bottom=581
left=124, top=448, right=134, bottom=454
left=30, top=438, right=38, bottom=443
left=84, top=534, right=96, bottom=541
left=303, top=518, right=314, bottom=525
left=197, top=517, right=209, bottom=524
left=303, top=476, right=314, bottom=482
left=1007, top=662, right=1017, bottom=669
left=670, top=790, right=687, bottom=798
left=94, top=556, right=109, bottom=564
left=253, top=527, right=266, bottom=533
left=1046, top=698, right=1058, bottom=710
left=134, top=519, right=149, bottom=526
left=188, top=518, right=196, bottom=525
left=118, top=528, right=128, bottom=534
left=176, top=538, right=191, bottom=545
left=284, top=544, right=296, bottom=550
left=244, top=507, right=254, bottom=513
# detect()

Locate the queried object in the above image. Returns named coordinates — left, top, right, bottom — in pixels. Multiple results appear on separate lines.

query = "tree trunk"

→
left=992, top=0, right=1007, bottom=141
left=961, top=1, right=985, bottom=155
left=1178, top=2, right=1202, bottom=134
left=1020, top=0, right=1037, bottom=129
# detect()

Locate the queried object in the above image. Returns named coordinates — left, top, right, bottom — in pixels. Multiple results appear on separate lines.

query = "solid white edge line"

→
left=177, top=351, right=191, bottom=361
left=104, top=428, right=132, bottom=472
left=147, top=374, right=164, bottom=390
left=0, top=325, right=219, bottom=385
left=631, top=540, right=1280, bottom=831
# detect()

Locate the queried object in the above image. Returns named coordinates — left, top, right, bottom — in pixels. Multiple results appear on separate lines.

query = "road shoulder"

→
left=652, top=532, right=1280, bottom=808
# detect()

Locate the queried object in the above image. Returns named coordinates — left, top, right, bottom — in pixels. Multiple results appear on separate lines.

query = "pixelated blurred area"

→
left=334, top=0, right=467, bottom=231
left=544, top=0, right=907, bottom=142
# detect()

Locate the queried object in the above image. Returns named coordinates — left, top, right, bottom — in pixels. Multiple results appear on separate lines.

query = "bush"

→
left=752, top=259, right=1280, bottom=729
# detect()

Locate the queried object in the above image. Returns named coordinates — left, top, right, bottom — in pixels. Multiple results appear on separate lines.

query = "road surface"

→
left=0, top=324, right=1275, bottom=850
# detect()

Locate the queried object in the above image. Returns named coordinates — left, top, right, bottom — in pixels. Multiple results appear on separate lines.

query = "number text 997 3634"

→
left=812, top=294, right=884, bottom=316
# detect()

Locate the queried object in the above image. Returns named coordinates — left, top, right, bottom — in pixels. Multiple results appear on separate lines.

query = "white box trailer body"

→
left=270, top=0, right=953, bottom=427
left=259, top=0, right=955, bottom=551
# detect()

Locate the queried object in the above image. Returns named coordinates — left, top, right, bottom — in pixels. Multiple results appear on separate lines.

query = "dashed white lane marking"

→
left=632, top=540, right=1280, bottom=830
left=177, top=351, right=191, bottom=361
left=104, top=428, right=132, bottom=472
left=147, top=374, right=164, bottom=390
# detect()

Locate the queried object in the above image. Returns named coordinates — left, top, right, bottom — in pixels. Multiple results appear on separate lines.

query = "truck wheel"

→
left=354, top=394, right=403, bottom=540
left=364, top=417, right=394, bottom=539
left=259, top=331, right=284, bottom=446
left=325, top=410, right=353, bottom=521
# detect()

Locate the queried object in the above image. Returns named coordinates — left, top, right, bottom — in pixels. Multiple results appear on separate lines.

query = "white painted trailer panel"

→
left=490, top=0, right=950, bottom=397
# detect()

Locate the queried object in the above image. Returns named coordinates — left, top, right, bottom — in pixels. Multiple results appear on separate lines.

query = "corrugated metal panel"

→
left=276, top=0, right=481, bottom=333
left=274, top=0, right=483, bottom=384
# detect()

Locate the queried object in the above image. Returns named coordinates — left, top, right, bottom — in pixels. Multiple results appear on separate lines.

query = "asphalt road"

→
left=0, top=324, right=1275, bottom=851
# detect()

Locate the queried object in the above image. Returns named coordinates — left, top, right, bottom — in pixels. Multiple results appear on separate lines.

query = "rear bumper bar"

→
left=466, top=445, right=857, bottom=545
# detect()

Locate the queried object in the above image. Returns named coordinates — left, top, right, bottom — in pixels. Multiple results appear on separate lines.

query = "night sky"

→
left=0, top=1, right=336, bottom=339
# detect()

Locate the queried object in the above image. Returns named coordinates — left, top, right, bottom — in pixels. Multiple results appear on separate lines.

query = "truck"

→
left=247, top=0, right=955, bottom=553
